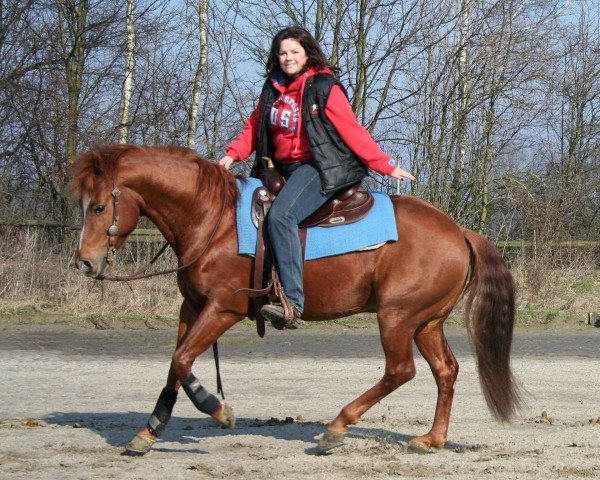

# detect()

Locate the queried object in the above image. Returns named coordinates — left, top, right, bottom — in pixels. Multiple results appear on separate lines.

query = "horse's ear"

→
left=68, top=150, right=109, bottom=200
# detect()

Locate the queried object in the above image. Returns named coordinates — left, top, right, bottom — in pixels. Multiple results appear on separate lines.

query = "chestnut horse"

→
left=71, top=144, right=519, bottom=455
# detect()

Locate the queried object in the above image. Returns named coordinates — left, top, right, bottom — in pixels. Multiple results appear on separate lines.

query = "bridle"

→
left=105, top=183, right=121, bottom=266
left=96, top=173, right=227, bottom=282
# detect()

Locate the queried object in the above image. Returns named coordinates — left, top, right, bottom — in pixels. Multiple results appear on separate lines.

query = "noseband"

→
left=97, top=174, right=227, bottom=282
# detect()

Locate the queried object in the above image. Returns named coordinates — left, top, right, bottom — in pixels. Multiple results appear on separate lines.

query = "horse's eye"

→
left=93, top=205, right=106, bottom=214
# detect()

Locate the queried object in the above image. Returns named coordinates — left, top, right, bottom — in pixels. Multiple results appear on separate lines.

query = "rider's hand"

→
left=218, top=155, right=235, bottom=170
left=390, top=166, right=415, bottom=182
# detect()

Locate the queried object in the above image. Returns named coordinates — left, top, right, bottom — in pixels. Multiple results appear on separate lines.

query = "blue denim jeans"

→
left=267, top=161, right=335, bottom=313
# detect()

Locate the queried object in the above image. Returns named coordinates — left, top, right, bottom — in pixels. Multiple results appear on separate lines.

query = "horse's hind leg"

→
left=409, top=318, right=459, bottom=452
left=320, top=310, right=417, bottom=450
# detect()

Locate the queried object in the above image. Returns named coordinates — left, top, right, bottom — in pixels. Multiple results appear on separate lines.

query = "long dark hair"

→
left=265, top=27, right=340, bottom=77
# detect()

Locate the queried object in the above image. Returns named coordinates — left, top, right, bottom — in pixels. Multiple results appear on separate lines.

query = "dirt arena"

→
left=1, top=321, right=599, bottom=479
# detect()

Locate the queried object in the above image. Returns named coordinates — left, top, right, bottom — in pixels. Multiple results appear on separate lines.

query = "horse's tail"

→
left=462, top=229, right=521, bottom=422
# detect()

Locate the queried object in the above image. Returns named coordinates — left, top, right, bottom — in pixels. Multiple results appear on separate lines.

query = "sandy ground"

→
left=1, top=322, right=599, bottom=480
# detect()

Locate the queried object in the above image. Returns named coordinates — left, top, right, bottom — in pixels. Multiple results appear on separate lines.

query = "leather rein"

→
left=97, top=175, right=227, bottom=282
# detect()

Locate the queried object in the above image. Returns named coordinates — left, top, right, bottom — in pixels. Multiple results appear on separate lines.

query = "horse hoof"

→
left=407, top=440, right=433, bottom=454
left=317, top=429, right=346, bottom=453
left=123, top=434, right=156, bottom=456
left=214, top=403, right=236, bottom=429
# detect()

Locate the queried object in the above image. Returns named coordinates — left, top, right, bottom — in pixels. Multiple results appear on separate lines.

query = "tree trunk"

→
left=449, top=0, right=470, bottom=218
left=314, top=0, right=323, bottom=42
left=187, top=0, right=208, bottom=150
left=351, top=0, right=368, bottom=117
left=118, top=0, right=136, bottom=144
left=330, top=0, right=343, bottom=67
left=57, top=0, right=89, bottom=165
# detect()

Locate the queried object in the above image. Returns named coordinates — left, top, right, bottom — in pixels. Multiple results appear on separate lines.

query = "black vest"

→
left=250, top=74, right=368, bottom=193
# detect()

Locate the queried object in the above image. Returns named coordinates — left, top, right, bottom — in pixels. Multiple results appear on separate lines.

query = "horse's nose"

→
left=76, top=258, right=93, bottom=274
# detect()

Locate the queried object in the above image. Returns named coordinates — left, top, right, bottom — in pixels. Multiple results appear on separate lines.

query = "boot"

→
left=260, top=303, right=302, bottom=330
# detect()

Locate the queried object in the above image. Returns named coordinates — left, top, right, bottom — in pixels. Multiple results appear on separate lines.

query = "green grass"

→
left=516, top=308, right=545, bottom=326
left=571, top=279, right=597, bottom=294
left=542, top=309, right=561, bottom=324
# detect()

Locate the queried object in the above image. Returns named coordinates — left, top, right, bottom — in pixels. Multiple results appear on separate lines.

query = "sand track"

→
left=1, top=324, right=599, bottom=479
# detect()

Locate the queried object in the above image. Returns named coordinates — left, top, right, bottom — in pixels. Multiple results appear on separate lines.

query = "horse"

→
left=70, top=144, right=519, bottom=456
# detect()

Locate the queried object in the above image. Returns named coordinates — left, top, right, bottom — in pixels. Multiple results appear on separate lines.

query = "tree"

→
left=56, top=0, right=89, bottom=165
left=542, top=1, right=600, bottom=239
left=118, top=0, right=136, bottom=143
left=0, top=0, right=597, bottom=250
left=186, top=0, right=208, bottom=149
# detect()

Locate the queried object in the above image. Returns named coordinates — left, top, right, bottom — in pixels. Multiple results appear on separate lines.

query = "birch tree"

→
left=118, top=0, right=136, bottom=143
left=187, top=0, right=208, bottom=149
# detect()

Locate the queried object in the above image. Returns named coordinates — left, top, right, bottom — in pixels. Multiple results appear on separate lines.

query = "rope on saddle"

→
left=271, top=269, right=296, bottom=325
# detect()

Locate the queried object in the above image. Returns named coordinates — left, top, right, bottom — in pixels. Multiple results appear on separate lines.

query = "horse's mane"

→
left=69, top=144, right=239, bottom=206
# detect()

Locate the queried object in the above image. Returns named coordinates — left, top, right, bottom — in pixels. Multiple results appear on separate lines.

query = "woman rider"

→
left=219, top=27, right=414, bottom=329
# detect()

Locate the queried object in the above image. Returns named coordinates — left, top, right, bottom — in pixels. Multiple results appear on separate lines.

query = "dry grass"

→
left=0, top=227, right=598, bottom=328
left=510, top=247, right=600, bottom=327
left=0, top=227, right=182, bottom=321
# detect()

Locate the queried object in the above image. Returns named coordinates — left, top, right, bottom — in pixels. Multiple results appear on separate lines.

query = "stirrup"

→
left=260, top=303, right=301, bottom=330
left=265, top=269, right=302, bottom=329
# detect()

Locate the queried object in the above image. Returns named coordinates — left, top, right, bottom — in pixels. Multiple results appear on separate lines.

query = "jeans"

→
left=267, top=160, right=335, bottom=313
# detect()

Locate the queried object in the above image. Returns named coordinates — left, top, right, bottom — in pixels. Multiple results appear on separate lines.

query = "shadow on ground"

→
left=44, top=411, right=472, bottom=455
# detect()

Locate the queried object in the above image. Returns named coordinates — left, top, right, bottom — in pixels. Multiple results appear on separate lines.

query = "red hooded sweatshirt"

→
left=226, top=68, right=396, bottom=176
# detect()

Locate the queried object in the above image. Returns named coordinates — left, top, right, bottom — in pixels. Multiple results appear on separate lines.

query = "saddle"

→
left=237, top=166, right=374, bottom=337
left=251, top=173, right=374, bottom=229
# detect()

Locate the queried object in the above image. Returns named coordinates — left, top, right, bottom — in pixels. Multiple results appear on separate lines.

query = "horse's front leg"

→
left=124, top=381, right=179, bottom=456
left=170, top=302, right=240, bottom=427
left=124, top=300, right=240, bottom=456
left=124, top=319, right=190, bottom=456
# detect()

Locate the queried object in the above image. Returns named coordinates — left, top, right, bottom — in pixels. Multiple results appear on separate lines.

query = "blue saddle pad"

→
left=236, top=178, right=398, bottom=260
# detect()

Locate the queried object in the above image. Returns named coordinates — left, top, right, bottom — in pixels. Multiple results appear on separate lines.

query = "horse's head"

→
left=70, top=146, right=141, bottom=278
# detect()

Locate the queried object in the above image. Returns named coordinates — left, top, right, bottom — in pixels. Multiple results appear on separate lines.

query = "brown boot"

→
left=260, top=304, right=302, bottom=330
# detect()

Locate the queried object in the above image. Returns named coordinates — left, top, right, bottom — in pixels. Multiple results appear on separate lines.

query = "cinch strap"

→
left=146, top=387, right=178, bottom=437
left=181, top=374, right=221, bottom=415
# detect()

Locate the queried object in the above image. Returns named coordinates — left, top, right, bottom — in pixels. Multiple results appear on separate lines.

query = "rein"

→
left=98, top=182, right=227, bottom=282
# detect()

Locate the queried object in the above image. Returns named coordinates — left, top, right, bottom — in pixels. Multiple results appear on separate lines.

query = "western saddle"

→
left=236, top=164, right=374, bottom=336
